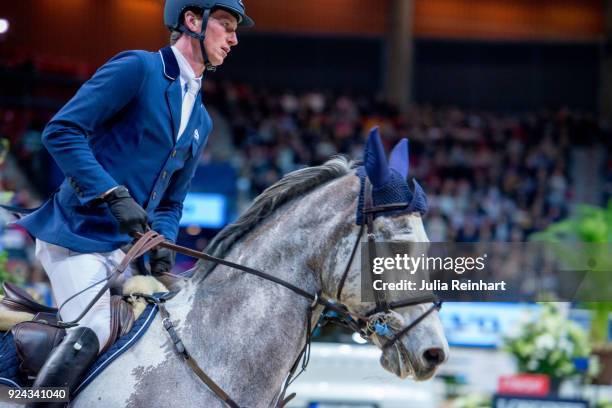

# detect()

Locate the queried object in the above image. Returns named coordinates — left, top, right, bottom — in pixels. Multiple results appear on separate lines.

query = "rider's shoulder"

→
left=105, top=50, right=151, bottom=66
left=93, top=50, right=163, bottom=82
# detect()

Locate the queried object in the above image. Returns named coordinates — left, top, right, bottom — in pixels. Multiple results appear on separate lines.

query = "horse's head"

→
left=330, top=127, right=448, bottom=380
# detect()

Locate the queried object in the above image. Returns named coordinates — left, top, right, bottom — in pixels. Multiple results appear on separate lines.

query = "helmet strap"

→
left=178, top=8, right=216, bottom=73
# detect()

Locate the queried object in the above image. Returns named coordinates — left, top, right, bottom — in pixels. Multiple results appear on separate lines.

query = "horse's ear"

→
left=364, top=126, right=390, bottom=188
left=389, top=138, right=409, bottom=179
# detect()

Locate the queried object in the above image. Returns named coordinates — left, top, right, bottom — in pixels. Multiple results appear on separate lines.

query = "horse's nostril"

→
left=423, top=348, right=445, bottom=365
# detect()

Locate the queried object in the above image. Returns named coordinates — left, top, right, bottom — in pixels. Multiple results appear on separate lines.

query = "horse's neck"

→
left=194, top=173, right=360, bottom=299
left=167, top=175, right=359, bottom=402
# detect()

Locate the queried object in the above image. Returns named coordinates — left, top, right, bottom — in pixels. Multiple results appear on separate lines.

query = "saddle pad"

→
left=0, top=331, right=21, bottom=388
left=0, top=303, right=158, bottom=394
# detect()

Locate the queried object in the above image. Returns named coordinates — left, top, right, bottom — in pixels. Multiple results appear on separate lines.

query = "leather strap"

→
left=57, top=230, right=166, bottom=328
left=380, top=300, right=442, bottom=349
left=130, top=234, right=356, bottom=321
left=364, top=179, right=389, bottom=313
left=364, top=294, right=439, bottom=317
left=335, top=223, right=364, bottom=301
left=153, top=298, right=239, bottom=408
left=277, top=393, right=296, bottom=408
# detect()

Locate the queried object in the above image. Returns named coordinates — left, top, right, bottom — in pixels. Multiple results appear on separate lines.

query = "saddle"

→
left=1, top=282, right=135, bottom=379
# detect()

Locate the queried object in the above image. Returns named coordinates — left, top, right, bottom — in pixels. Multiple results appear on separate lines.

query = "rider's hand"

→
left=150, top=247, right=175, bottom=276
left=104, top=186, right=148, bottom=234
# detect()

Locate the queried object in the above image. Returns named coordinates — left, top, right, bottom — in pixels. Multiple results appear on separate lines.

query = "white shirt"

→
left=171, top=46, right=203, bottom=140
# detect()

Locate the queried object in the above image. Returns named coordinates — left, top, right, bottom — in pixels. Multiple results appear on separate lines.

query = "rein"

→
left=3, top=178, right=441, bottom=407
left=126, top=179, right=441, bottom=407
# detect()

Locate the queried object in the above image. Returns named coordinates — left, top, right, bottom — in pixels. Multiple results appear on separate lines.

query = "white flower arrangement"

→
left=503, top=304, right=593, bottom=379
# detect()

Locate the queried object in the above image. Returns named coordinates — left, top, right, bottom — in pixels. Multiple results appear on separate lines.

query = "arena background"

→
left=0, top=1, right=611, bottom=407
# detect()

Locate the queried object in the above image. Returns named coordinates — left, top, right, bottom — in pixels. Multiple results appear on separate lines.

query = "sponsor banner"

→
left=498, top=374, right=550, bottom=397
left=439, top=302, right=541, bottom=348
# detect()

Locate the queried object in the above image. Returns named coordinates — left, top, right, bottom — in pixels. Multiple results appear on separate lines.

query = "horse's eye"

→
left=379, top=228, right=393, bottom=240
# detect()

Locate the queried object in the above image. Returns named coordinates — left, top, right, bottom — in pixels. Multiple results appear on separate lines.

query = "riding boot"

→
left=27, top=326, right=99, bottom=408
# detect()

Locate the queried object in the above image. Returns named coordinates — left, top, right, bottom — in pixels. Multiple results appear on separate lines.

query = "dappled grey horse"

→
left=7, top=129, right=448, bottom=407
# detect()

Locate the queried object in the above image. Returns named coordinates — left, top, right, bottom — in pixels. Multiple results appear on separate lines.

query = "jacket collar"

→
left=159, top=46, right=179, bottom=81
left=160, top=46, right=206, bottom=103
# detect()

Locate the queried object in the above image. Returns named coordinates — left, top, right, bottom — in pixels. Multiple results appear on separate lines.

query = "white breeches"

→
left=35, top=239, right=134, bottom=353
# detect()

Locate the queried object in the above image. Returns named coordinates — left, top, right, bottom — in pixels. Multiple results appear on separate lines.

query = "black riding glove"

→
left=104, top=186, right=148, bottom=235
left=150, top=247, right=175, bottom=276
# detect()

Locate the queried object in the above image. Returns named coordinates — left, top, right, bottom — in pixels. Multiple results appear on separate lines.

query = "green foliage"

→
left=0, top=250, right=24, bottom=296
left=0, top=160, right=23, bottom=294
left=532, top=201, right=612, bottom=244
left=503, top=304, right=593, bottom=379
left=531, top=201, right=612, bottom=345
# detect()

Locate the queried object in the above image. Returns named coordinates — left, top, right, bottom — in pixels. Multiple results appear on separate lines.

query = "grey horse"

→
left=3, top=135, right=448, bottom=407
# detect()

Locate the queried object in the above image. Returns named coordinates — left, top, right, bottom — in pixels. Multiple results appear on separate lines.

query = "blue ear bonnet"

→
left=355, top=167, right=428, bottom=225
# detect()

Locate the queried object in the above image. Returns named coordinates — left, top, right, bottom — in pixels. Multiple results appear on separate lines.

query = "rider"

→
left=16, top=1, right=253, bottom=405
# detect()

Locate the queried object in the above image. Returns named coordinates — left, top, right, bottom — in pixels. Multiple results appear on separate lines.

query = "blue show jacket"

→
left=17, top=47, right=212, bottom=252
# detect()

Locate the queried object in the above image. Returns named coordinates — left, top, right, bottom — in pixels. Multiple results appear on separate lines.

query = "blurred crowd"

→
left=203, top=81, right=607, bottom=242
left=0, top=78, right=610, bottom=287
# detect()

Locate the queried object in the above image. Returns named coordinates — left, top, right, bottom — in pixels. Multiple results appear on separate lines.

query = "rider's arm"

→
left=42, top=51, right=146, bottom=204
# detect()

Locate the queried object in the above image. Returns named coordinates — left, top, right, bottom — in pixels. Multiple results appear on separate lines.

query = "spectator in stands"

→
left=203, top=83, right=582, bottom=243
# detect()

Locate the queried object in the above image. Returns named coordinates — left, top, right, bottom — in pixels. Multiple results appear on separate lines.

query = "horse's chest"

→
left=73, top=321, right=177, bottom=407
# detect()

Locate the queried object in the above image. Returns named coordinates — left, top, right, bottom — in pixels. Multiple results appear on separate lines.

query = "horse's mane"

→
left=198, top=156, right=356, bottom=276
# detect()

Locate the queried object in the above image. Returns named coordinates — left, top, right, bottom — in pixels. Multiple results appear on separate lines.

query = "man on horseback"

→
left=14, top=1, right=253, bottom=405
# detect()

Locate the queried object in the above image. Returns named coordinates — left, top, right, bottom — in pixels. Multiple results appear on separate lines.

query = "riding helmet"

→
left=164, top=0, right=255, bottom=29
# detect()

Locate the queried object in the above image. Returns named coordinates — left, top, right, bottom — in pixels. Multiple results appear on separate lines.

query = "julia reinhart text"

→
left=373, top=279, right=507, bottom=291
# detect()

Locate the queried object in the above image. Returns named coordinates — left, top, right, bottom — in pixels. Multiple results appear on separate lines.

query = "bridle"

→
left=151, top=176, right=441, bottom=350
left=334, top=177, right=442, bottom=350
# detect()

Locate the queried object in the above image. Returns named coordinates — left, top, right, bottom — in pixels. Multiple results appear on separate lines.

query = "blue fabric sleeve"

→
left=41, top=51, right=147, bottom=204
